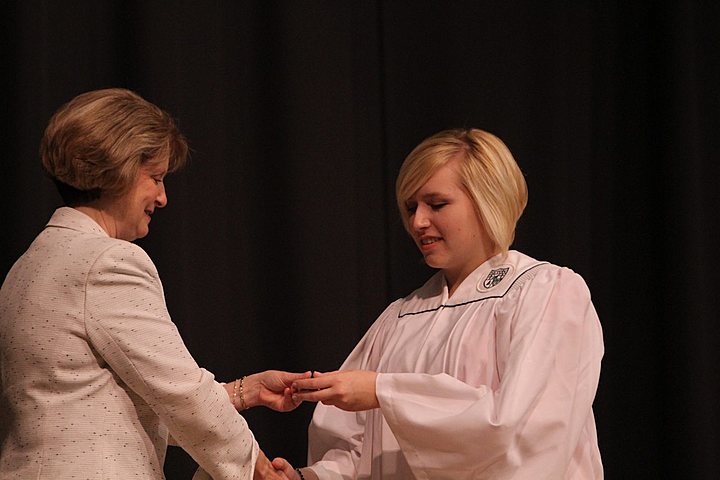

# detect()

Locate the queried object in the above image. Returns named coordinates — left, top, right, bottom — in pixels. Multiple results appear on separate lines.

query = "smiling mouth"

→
left=420, top=237, right=441, bottom=245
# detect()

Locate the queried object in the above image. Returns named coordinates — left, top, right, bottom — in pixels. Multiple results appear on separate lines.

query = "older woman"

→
left=275, top=128, right=604, bottom=479
left=0, top=88, right=303, bottom=479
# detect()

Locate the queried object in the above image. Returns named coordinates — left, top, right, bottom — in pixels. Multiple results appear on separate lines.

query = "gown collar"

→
left=398, top=250, right=547, bottom=318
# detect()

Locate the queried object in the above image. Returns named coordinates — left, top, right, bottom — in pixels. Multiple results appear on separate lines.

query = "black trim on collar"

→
left=397, top=262, right=549, bottom=318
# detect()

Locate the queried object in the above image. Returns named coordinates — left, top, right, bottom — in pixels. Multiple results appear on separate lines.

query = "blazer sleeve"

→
left=84, top=241, right=258, bottom=480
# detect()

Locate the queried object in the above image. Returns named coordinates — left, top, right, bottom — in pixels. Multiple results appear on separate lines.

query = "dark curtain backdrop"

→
left=1, top=1, right=718, bottom=478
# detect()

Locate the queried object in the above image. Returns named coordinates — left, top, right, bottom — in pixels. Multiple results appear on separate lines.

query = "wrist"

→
left=231, top=376, right=248, bottom=410
left=296, top=467, right=318, bottom=480
left=239, top=373, right=260, bottom=409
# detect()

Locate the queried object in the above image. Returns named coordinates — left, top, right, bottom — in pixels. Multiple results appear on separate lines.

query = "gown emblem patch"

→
left=482, top=267, right=510, bottom=289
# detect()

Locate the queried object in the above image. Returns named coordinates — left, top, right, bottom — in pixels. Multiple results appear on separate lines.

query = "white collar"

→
left=398, top=250, right=548, bottom=318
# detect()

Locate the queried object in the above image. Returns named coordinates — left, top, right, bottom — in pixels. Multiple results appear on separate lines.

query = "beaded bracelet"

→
left=232, top=376, right=247, bottom=410
left=295, top=468, right=306, bottom=480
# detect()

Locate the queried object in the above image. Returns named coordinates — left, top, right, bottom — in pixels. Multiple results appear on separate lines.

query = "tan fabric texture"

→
left=0, top=207, right=258, bottom=479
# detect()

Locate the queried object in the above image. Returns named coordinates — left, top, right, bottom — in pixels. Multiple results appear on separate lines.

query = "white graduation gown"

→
left=307, top=250, right=603, bottom=479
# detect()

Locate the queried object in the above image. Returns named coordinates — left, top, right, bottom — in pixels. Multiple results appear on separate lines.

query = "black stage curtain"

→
left=1, top=2, right=718, bottom=478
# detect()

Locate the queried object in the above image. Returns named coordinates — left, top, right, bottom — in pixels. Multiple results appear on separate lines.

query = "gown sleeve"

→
left=306, top=301, right=403, bottom=480
left=376, top=266, right=604, bottom=479
left=84, top=242, right=258, bottom=480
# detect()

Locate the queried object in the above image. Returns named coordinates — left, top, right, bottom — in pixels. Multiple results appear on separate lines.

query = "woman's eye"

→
left=406, top=205, right=417, bottom=214
left=431, top=203, right=447, bottom=210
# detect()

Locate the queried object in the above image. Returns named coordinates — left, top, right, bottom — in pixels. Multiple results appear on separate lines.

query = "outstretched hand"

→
left=270, top=457, right=300, bottom=480
left=291, top=370, right=379, bottom=412
left=244, top=370, right=312, bottom=411
left=254, top=450, right=290, bottom=480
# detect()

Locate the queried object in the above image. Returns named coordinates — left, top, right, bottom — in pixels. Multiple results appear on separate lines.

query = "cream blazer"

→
left=0, top=207, right=257, bottom=479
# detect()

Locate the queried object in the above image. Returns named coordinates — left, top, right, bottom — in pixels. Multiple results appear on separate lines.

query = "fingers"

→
left=264, top=370, right=328, bottom=391
left=268, top=370, right=312, bottom=389
left=292, top=378, right=323, bottom=392
left=271, top=457, right=297, bottom=480
left=271, top=456, right=291, bottom=471
left=292, top=371, right=338, bottom=392
left=254, top=450, right=278, bottom=480
left=290, top=373, right=340, bottom=405
left=292, top=368, right=346, bottom=392
left=292, top=389, right=328, bottom=404
left=285, top=387, right=303, bottom=408
left=295, top=370, right=379, bottom=411
left=285, top=370, right=313, bottom=385
left=291, top=377, right=348, bottom=406
left=281, top=370, right=312, bottom=378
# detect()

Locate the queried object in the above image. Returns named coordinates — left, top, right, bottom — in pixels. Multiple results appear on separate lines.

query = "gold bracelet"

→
left=239, top=376, right=247, bottom=410
left=232, top=378, right=241, bottom=410
left=232, top=376, right=248, bottom=411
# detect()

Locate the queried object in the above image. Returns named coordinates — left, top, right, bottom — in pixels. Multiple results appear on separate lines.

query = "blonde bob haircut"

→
left=40, top=88, right=188, bottom=205
left=396, top=128, right=528, bottom=254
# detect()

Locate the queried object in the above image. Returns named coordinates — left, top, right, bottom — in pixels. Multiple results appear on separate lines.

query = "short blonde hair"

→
left=396, top=128, right=528, bottom=253
left=40, top=88, right=188, bottom=205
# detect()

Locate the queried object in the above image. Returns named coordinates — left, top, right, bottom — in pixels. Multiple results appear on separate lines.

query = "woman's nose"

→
left=156, top=185, right=168, bottom=208
left=411, top=205, right=430, bottom=231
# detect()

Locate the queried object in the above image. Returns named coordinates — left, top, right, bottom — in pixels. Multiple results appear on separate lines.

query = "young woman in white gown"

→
left=274, top=128, right=604, bottom=479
